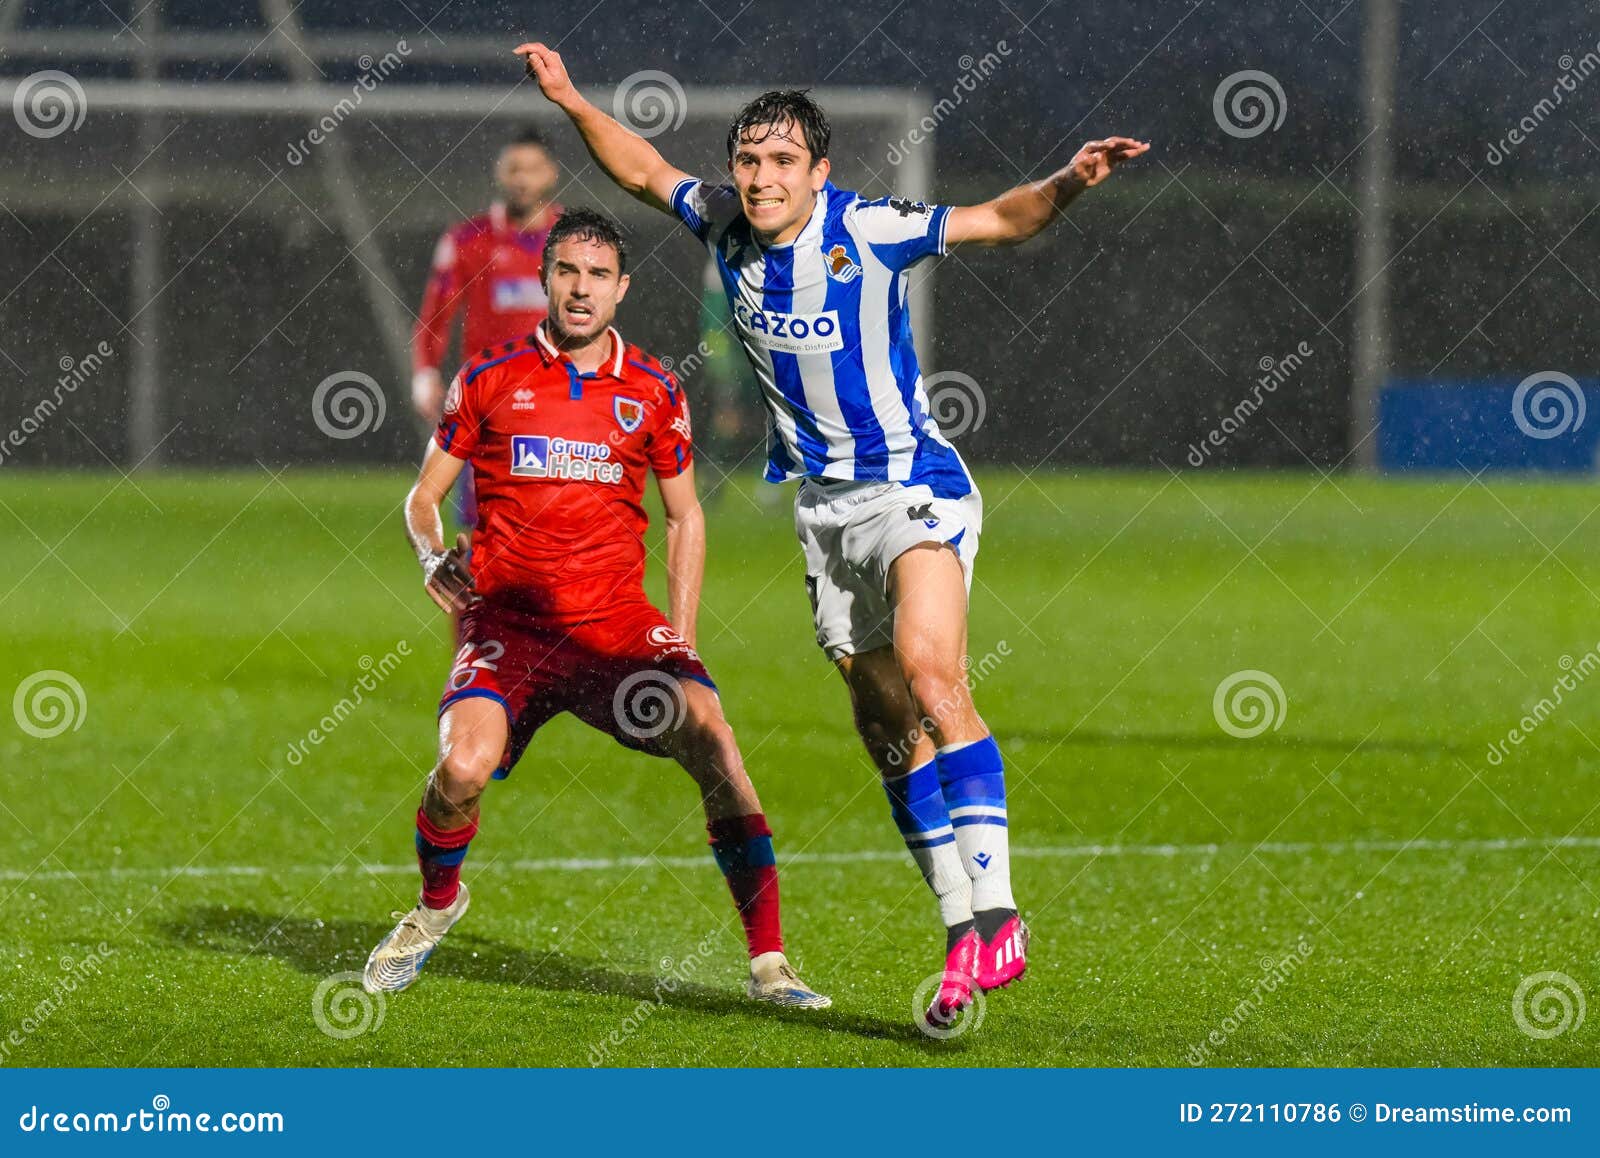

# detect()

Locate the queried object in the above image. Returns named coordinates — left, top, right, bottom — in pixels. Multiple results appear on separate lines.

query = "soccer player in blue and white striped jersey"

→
left=518, top=40, right=1148, bottom=1030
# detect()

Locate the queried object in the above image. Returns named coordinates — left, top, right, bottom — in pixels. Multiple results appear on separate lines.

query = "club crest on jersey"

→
left=825, top=243, right=862, bottom=284
left=510, top=434, right=623, bottom=483
left=613, top=396, right=646, bottom=433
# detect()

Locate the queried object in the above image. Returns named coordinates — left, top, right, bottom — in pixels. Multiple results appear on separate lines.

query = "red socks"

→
left=415, top=806, right=477, bottom=909
left=707, top=812, right=784, bottom=958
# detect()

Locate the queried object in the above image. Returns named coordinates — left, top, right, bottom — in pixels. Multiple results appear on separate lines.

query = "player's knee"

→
left=903, top=666, right=970, bottom=730
left=677, top=699, right=736, bottom=767
left=436, top=740, right=500, bottom=798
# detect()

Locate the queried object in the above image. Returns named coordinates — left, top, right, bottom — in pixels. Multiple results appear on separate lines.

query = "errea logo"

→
left=512, top=388, right=536, bottom=411
left=511, top=434, right=623, bottom=483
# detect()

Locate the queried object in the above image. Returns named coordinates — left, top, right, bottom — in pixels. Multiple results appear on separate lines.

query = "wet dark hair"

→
left=726, top=89, right=830, bottom=163
left=504, top=125, right=550, bottom=151
left=542, top=208, right=629, bottom=276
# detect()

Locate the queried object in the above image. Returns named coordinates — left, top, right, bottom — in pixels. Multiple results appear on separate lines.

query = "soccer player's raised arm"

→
left=945, top=137, right=1151, bottom=247
left=515, top=42, right=691, bottom=214
left=656, top=466, right=706, bottom=648
left=405, top=441, right=475, bottom=613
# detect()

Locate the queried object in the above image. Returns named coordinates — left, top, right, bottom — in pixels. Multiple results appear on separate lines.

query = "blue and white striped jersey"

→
left=670, top=178, right=973, bottom=499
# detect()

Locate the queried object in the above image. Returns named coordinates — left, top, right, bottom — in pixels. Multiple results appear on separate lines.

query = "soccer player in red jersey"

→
left=411, top=128, right=562, bottom=524
left=364, top=208, right=830, bottom=1010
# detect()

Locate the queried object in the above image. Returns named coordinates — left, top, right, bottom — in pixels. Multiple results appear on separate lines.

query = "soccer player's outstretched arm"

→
left=515, top=42, right=690, bottom=214
left=405, top=442, right=476, bottom=613
left=945, top=137, right=1151, bottom=247
left=656, top=467, right=706, bottom=648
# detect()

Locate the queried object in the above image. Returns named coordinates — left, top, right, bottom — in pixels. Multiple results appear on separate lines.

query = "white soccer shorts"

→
left=793, top=478, right=983, bottom=661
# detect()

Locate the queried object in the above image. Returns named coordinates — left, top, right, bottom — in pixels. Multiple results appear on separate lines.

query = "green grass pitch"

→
left=3, top=468, right=1599, bottom=1067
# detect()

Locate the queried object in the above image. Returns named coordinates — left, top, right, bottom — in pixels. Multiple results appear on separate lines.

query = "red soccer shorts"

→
left=438, top=597, right=715, bottom=777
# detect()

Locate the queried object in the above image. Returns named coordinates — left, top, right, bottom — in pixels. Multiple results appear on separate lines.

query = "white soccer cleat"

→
left=362, top=883, right=471, bottom=994
left=746, top=950, right=832, bottom=1009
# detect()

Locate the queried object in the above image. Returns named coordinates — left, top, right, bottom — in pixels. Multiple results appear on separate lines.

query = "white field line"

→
left=4, top=835, right=1600, bottom=883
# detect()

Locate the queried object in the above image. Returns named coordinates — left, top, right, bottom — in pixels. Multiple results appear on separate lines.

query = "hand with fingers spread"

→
left=422, top=532, right=476, bottom=613
left=1065, top=136, right=1152, bottom=192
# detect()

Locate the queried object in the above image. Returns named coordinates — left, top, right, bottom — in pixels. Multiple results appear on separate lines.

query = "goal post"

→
left=0, top=72, right=937, bottom=468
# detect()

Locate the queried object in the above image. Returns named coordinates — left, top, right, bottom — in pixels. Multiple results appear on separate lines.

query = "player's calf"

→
left=664, top=679, right=830, bottom=1009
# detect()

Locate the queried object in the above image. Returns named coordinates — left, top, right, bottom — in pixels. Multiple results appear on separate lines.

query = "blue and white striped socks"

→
left=937, top=736, right=1016, bottom=920
left=883, top=758, right=974, bottom=929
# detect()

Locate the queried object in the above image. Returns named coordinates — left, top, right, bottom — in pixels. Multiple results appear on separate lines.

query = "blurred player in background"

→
left=692, top=255, right=768, bottom=505
left=520, top=40, right=1147, bottom=1029
left=365, top=208, right=830, bottom=1011
left=411, top=127, right=563, bottom=525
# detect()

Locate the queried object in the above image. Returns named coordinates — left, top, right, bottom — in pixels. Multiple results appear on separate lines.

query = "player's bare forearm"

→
left=407, top=443, right=475, bottom=613
left=657, top=468, right=705, bottom=645
left=514, top=41, right=688, bottom=212
left=663, top=504, right=706, bottom=646
left=946, top=136, right=1151, bottom=246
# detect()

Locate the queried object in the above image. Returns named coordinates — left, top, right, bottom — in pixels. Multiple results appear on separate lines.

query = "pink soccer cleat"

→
left=923, top=929, right=981, bottom=1030
left=978, top=915, right=1029, bottom=991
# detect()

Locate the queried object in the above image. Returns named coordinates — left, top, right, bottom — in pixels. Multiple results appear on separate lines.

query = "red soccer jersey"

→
left=434, top=324, right=694, bottom=622
left=411, top=202, right=562, bottom=375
